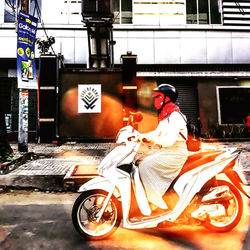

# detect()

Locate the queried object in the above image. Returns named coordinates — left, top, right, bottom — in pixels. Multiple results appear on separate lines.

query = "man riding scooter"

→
left=138, top=84, right=189, bottom=213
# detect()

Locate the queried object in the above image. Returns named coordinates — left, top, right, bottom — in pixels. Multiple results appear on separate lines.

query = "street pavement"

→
left=0, top=190, right=248, bottom=250
left=0, top=141, right=249, bottom=192
left=0, top=141, right=249, bottom=250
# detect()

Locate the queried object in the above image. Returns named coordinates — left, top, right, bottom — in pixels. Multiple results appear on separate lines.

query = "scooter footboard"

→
left=78, top=176, right=120, bottom=198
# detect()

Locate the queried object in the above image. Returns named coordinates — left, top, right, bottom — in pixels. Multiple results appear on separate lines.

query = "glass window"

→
left=210, top=0, right=221, bottom=24
left=199, top=0, right=208, bottom=24
left=186, top=0, right=198, bottom=24
left=186, top=0, right=221, bottom=24
left=121, top=0, right=132, bottom=24
left=4, top=0, right=42, bottom=23
left=112, top=0, right=132, bottom=24
left=112, top=0, right=120, bottom=24
left=217, top=87, right=250, bottom=124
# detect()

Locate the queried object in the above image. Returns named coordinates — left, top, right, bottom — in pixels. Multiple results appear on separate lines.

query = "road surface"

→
left=0, top=190, right=249, bottom=250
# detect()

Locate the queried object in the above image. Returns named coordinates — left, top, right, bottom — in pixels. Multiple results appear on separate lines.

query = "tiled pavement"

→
left=0, top=143, right=115, bottom=191
left=0, top=141, right=249, bottom=191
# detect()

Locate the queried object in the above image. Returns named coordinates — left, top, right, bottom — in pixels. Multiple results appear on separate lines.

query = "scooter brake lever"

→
left=128, top=136, right=136, bottom=141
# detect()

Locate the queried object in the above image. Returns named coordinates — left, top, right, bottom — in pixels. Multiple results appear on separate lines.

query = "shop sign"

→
left=78, top=84, right=101, bottom=113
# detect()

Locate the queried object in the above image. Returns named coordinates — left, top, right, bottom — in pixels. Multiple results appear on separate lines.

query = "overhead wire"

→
left=6, top=0, right=16, bottom=17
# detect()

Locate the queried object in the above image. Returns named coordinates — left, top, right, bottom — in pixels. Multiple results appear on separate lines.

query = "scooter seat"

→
left=178, top=151, right=223, bottom=176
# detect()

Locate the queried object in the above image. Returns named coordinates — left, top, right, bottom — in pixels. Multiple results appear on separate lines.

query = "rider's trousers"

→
left=139, top=142, right=188, bottom=209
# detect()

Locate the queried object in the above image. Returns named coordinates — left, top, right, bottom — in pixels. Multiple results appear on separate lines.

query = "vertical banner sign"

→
left=17, top=11, right=38, bottom=89
left=78, top=84, right=102, bottom=113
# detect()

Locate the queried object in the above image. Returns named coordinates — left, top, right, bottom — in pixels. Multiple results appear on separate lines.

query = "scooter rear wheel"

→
left=204, top=180, right=243, bottom=232
left=72, top=189, right=121, bottom=240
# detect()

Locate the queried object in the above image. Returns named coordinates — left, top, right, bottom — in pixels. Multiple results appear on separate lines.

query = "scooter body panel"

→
left=168, top=154, right=237, bottom=221
left=78, top=176, right=120, bottom=198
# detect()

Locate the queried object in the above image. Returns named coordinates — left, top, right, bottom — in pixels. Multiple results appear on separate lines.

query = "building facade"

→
left=0, top=0, right=250, bottom=139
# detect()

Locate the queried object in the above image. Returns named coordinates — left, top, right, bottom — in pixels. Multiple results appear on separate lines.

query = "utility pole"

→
left=21, top=0, right=29, bottom=13
left=18, top=0, right=29, bottom=152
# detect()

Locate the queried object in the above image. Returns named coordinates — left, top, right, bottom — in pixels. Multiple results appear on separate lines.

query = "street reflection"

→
left=87, top=200, right=248, bottom=250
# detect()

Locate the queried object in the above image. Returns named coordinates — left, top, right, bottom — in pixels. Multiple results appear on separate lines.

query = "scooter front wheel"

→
left=72, top=189, right=121, bottom=240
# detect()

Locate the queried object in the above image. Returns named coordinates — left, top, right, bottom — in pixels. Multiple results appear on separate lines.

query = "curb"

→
left=63, top=164, right=99, bottom=191
left=201, top=138, right=250, bottom=142
left=0, top=152, right=36, bottom=175
left=0, top=174, right=65, bottom=192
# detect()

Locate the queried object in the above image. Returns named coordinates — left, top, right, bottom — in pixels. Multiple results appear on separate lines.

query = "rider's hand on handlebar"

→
left=128, top=135, right=151, bottom=143
left=128, top=136, right=141, bottom=142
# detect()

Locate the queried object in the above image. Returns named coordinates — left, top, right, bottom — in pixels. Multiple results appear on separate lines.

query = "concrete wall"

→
left=1, top=27, right=250, bottom=65
left=1, top=0, right=250, bottom=64
left=59, top=69, right=123, bottom=139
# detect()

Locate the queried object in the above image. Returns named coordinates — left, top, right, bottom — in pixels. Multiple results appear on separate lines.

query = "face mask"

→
left=153, top=92, right=171, bottom=110
left=153, top=92, right=165, bottom=110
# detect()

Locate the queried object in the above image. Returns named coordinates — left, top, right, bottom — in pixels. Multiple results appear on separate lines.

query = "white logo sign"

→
left=78, top=84, right=101, bottom=113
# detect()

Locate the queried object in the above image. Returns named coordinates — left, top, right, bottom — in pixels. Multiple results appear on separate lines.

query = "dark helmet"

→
left=153, top=84, right=178, bottom=103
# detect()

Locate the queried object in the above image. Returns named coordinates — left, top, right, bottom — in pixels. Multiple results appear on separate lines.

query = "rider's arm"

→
left=140, top=112, right=187, bottom=147
left=139, top=130, right=158, bottom=143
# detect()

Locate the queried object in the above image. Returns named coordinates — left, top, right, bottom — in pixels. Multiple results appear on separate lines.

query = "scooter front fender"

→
left=78, top=176, right=120, bottom=198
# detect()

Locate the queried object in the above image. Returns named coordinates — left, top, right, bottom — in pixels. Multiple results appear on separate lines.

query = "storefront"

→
left=137, top=65, right=250, bottom=137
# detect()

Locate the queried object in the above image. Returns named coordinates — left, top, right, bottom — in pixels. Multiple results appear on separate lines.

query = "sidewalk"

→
left=0, top=142, right=115, bottom=191
left=0, top=141, right=249, bottom=191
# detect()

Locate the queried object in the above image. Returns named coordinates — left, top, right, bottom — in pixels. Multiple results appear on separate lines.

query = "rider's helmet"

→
left=153, top=84, right=178, bottom=103
left=152, top=84, right=178, bottom=110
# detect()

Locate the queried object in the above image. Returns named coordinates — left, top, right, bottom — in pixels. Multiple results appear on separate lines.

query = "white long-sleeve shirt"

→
left=141, top=111, right=187, bottom=148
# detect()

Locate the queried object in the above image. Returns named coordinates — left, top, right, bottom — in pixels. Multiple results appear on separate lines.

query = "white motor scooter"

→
left=72, top=113, right=249, bottom=240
